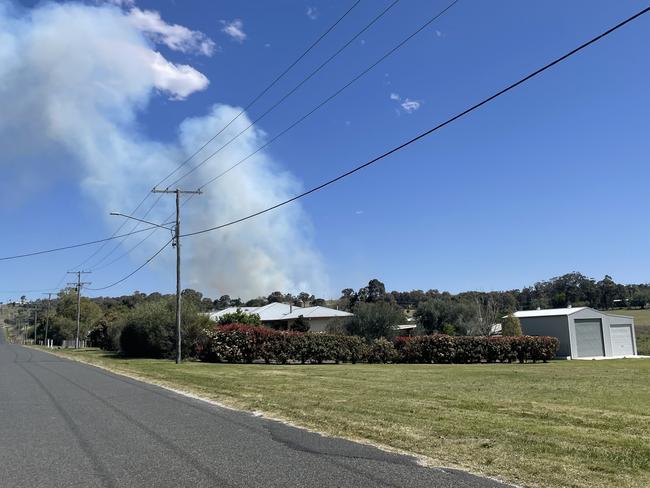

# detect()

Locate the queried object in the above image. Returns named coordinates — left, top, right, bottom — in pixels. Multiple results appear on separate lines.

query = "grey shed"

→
left=513, top=307, right=637, bottom=359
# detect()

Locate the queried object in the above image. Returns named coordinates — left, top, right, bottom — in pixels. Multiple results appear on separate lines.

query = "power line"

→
left=86, top=6, right=649, bottom=292
left=91, top=227, right=159, bottom=271
left=153, top=0, right=362, bottom=189
left=86, top=238, right=172, bottom=291
left=0, top=225, right=160, bottom=262
left=151, top=0, right=456, bottom=230
left=74, top=1, right=362, bottom=270
left=194, top=0, right=460, bottom=191
left=180, top=7, right=649, bottom=238
left=5, top=6, right=648, bottom=288
left=166, top=0, right=401, bottom=188
left=85, top=194, right=171, bottom=270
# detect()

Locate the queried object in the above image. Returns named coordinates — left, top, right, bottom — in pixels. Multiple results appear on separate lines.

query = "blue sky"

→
left=0, top=0, right=648, bottom=302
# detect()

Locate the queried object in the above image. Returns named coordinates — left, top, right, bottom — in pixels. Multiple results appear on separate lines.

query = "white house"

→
left=208, top=302, right=353, bottom=332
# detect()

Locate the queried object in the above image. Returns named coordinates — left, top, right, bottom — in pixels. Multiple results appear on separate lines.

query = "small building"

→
left=208, top=302, right=353, bottom=332
left=513, top=307, right=637, bottom=359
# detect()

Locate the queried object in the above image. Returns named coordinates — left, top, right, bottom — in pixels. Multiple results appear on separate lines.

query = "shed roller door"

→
left=575, top=320, right=605, bottom=357
left=610, top=325, right=634, bottom=356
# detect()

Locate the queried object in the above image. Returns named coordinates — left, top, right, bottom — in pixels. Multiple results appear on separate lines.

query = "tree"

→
left=290, top=315, right=309, bottom=332
left=631, top=289, right=650, bottom=309
left=267, top=291, right=285, bottom=303
left=297, top=292, right=311, bottom=307
left=346, top=302, right=405, bottom=340
left=214, top=295, right=231, bottom=310
left=366, top=279, right=386, bottom=303
left=597, top=275, right=618, bottom=309
left=501, top=314, right=522, bottom=336
left=181, top=289, right=203, bottom=308
left=120, top=298, right=210, bottom=359
left=54, top=289, right=102, bottom=341
left=414, top=298, right=475, bottom=335
left=217, top=309, right=261, bottom=326
left=245, top=297, right=267, bottom=307
left=468, top=296, right=500, bottom=336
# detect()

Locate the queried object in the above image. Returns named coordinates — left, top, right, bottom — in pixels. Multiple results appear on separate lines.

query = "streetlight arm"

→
left=109, top=212, right=173, bottom=231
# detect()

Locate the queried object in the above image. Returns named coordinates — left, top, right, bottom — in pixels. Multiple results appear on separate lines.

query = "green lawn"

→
left=39, top=348, right=650, bottom=488
left=609, top=308, right=650, bottom=355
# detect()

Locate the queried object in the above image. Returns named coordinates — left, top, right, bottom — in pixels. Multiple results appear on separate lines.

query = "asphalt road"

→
left=0, top=337, right=511, bottom=488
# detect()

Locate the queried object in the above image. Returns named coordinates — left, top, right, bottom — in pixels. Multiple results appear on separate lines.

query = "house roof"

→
left=512, top=307, right=633, bottom=320
left=282, top=306, right=353, bottom=320
left=395, top=323, right=417, bottom=330
left=209, top=303, right=353, bottom=322
left=513, top=307, right=589, bottom=318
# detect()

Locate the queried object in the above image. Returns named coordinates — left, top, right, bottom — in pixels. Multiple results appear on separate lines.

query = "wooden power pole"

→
left=42, top=292, right=53, bottom=346
left=151, top=188, right=202, bottom=364
left=67, top=271, right=91, bottom=348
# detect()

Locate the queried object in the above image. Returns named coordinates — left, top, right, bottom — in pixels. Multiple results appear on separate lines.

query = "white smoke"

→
left=0, top=1, right=327, bottom=299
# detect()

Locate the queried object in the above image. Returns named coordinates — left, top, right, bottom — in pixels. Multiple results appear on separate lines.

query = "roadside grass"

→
left=39, top=348, right=650, bottom=488
left=610, top=308, right=650, bottom=355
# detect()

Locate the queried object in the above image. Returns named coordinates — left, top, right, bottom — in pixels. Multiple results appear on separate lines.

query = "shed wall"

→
left=519, top=315, right=571, bottom=357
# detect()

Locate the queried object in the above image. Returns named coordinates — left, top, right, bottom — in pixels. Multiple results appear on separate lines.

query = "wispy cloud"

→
left=221, top=19, right=247, bottom=43
left=389, top=93, right=421, bottom=114
left=127, top=7, right=217, bottom=56
left=103, top=0, right=136, bottom=6
left=400, top=99, right=421, bottom=113
left=306, top=7, right=319, bottom=20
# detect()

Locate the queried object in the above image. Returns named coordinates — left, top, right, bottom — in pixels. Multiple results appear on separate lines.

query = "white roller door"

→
left=610, top=324, right=634, bottom=356
left=575, top=320, right=605, bottom=357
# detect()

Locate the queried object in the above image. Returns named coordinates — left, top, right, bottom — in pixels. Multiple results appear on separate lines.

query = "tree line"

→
left=3, top=271, right=648, bottom=346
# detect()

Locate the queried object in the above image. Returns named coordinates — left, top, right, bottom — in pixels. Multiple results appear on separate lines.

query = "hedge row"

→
left=201, top=324, right=365, bottom=364
left=201, top=324, right=560, bottom=364
left=394, top=335, right=560, bottom=364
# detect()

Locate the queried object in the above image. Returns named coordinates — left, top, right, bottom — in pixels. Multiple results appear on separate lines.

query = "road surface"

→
left=0, top=336, right=511, bottom=487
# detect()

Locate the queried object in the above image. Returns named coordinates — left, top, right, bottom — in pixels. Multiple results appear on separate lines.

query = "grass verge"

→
left=39, top=348, right=650, bottom=488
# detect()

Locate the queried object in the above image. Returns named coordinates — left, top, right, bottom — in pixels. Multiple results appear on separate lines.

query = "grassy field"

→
left=39, top=348, right=650, bottom=488
left=610, top=308, right=650, bottom=355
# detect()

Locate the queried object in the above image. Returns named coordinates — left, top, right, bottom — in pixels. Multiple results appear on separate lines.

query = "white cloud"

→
left=0, top=1, right=326, bottom=299
left=147, top=51, right=209, bottom=100
left=221, top=19, right=246, bottom=43
left=400, top=99, right=421, bottom=113
left=389, top=93, right=421, bottom=114
left=127, top=7, right=216, bottom=56
left=104, top=0, right=135, bottom=7
left=306, top=7, right=318, bottom=20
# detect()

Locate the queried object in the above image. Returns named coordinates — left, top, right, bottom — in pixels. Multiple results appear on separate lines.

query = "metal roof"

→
left=208, top=303, right=352, bottom=322
left=513, top=307, right=589, bottom=318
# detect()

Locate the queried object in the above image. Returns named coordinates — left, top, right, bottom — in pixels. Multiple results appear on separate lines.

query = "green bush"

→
left=365, top=338, right=397, bottom=363
left=120, top=299, right=210, bottom=359
left=203, top=325, right=369, bottom=364
left=501, top=314, right=523, bottom=336
left=89, top=314, right=125, bottom=351
left=217, top=309, right=262, bottom=326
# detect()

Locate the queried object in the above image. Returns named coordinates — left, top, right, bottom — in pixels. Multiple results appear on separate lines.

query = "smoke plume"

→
left=0, top=1, right=327, bottom=298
